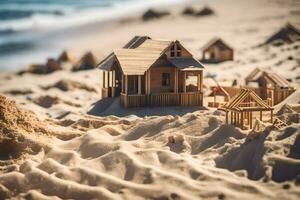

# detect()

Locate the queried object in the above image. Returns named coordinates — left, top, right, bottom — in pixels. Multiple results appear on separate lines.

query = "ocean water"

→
left=0, top=0, right=187, bottom=71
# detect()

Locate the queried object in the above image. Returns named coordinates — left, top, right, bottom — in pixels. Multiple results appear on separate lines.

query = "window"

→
left=162, top=73, right=170, bottom=86
left=170, top=44, right=181, bottom=57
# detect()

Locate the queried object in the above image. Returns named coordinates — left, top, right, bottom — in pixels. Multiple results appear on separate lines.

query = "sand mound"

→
left=0, top=111, right=300, bottom=199
left=195, top=7, right=215, bottom=16
left=215, top=124, right=300, bottom=182
left=0, top=95, right=52, bottom=160
left=142, top=9, right=170, bottom=21
left=33, top=95, right=80, bottom=108
left=45, top=79, right=96, bottom=92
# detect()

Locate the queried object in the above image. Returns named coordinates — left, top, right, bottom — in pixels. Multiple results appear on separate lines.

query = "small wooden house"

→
left=219, top=88, right=274, bottom=130
left=57, top=50, right=74, bottom=63
left=245, top=68, right=295, bottom=105
left=266, top=23, right=300, bottom=44
left=72, top=51, right=97, bottom=71
left=98, top=36, right=204, bottom=108
left=202, top=38, right=234, bottom=63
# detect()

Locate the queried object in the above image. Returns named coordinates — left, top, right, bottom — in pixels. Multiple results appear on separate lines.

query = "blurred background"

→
left=0, top=0, right=187, bottom=71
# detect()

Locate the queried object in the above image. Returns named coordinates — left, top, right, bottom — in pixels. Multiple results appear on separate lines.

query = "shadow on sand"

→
left=88, top=97, right=207, bottom=117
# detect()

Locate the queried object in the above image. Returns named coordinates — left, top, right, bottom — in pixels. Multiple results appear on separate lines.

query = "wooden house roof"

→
left=246, top=68, right=291, bottom=88
left=98, top=37, right=204, bottom=75
left=97, top=36, right=151, bottom=71
left=222, top=88, right=272, bottom=111
left=169, top=57, right=204, bottom=70
left=266, top=23, right=300, bottom=44
left=202, top=37, right=233, bottom=51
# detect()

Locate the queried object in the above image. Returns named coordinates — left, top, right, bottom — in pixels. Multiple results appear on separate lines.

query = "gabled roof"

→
left=266, top=23, right=300, bottom=44
left=98, top=37, right=203, bottom=75
left=123, top=36, right=151, bottom=48
left=246, top=68, right=291, bottom=88
left=97, top=36, right=151, bottom=71
left=223, top=88, right=272, bottom=111
left=202, top=37, right=233, bottom=51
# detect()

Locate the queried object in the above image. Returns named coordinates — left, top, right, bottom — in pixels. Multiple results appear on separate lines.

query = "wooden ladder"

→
left=272, top=117, right=288, bottom=129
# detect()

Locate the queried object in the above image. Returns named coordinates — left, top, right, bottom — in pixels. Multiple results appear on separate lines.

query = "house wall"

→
left=203, top=46, right=233, bottom=62
left=150, top=67, right=175, bottom=93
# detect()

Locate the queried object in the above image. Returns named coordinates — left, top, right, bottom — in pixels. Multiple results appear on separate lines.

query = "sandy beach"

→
left=0, top=0, right=300, bottom=199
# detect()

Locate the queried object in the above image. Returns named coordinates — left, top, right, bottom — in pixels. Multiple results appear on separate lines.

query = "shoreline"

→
left=0, top=0, right=193, bottom=72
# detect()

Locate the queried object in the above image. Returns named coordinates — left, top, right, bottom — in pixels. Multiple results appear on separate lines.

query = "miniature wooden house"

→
left=98, top=36, right=204, bottom=108
left=202, top=38, right=233, bottom=63
left=245, top=68, right=295, bottom=105
left=219, top=88, right=274, bottom=130
left=73, top=51, right=97, bottom=71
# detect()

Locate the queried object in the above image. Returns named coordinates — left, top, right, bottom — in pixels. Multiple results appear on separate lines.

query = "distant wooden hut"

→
left=98, top=36, right=205, bottom=108
left=45, top=58, right=62, bottom=73
left=245, top=68, right=295, bottom=105
left=72, top=51, right=97, bottom=71
left=266, top=23, right=300, bottom=44
left=202, top=38, right=234, bottom=63
left=219, top=88, right=274, bottom=130
left=57, top=50, right=74, bottom=63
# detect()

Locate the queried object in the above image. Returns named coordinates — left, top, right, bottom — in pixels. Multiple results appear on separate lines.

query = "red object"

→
left=213, top=86, right=221, bottom=92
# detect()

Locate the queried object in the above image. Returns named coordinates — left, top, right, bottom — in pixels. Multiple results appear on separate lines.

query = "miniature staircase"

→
left=272, top=117, right=288, bottom=129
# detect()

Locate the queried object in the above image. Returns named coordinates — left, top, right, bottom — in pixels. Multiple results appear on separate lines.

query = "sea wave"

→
left=0, top=0, right=186, bottom=32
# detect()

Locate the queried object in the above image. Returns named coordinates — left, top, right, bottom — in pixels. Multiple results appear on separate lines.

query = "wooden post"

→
left=148, top=69, right=151, bottom=94
left=107, top=71, right=110, bottom=87
left=112, top=71, right=115, bottom=87
left=270, top=110, right=273, bottom=123
left=237, top=113, right=240, bottom=126
left=230, top=111, right=233, bottom=124
left=249, top=112, right=253, bottom=129
left=197, top=72, right=201, bottom=91
left=103, top=71, right=106, bottom=88
left=260, top=111, right=262, bottom=121
left=200, top=71, right=203, bottom=92
left=183, top=71, right=186, bottom=93
left=138, top=75, right=141, bottom=95
left=122, top=75, right=124, bottom=93
left=240, top=111, right=244, bottom=129
left=226, top=111, right=228, bottom=124
left=233, top=112, right=236, bottom=125
left=174, top=68, right=178, bottom=93
left=125, top=75, right=128, bottom=94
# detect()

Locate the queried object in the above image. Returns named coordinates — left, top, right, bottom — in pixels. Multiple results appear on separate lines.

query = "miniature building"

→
left=57, top=51, right=74, bottom=63
left=73, top=51, right=97, bottom=71
left=45, top=58, right=62, bottom=73
left=245, top=68, right=295, bottom=105
left=98, top=36, right=204, bottom=108
left=266, top=23, right=300, bottom=44
left=202, top=38, right=234, bottom=63
left=219, top=88, right=274, bottom=130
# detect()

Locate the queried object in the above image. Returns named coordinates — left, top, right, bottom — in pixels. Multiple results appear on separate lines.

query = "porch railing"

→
left=120, top=92, right=203, bottom=108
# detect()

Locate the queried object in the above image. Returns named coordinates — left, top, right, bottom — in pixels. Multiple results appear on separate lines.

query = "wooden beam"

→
left=107, top=71, right=110, bottom=87
left=226, top=111, right=228, bottom=124
left=249, top=112, right=253, bottom=129
left=240, top=111, right=244, bottom=128
left=260, top=111, right=262, bottom=121
left=112, top=70, right=115, bottom=87
left=103, top=71, right=106, bottom=88
left=138, top=75, right=141, bottom=95
left=270, top=110, right=273, bottom=123
left=174, top=68, right=178, bottom=93
left=122, top=75, right=124, bottom=93
left=197, top=73, right=201, bottom=91
left=183, top=71, right=186, bottom=93
left=125, top=75, right=128, bottom=94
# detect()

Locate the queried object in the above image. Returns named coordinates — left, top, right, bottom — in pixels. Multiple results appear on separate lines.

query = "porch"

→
left=120, top=91, right=203, bottom=107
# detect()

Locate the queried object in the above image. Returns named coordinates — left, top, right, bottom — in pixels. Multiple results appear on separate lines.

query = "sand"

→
left=0, top=0, right=300, bottom=199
